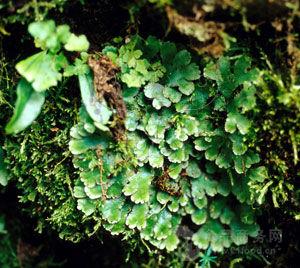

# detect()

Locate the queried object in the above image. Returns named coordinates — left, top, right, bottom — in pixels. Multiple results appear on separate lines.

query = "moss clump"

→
left=3, top=80, right=97, bottom=242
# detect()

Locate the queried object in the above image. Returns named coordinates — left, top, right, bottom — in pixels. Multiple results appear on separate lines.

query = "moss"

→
left=253, top=71, right=300, bottom=215
left=0, top=1, right=299, bottom=267
left=0, top=0, right=69, bottom=33
left=3, top=79, right=97, bottom=242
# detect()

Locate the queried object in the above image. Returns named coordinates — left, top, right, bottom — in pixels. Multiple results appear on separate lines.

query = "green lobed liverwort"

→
left=70, top=35, right=268, bottom=252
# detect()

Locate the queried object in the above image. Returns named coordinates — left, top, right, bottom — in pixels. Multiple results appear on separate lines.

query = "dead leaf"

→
left=88, top=56, right=127, bottom=140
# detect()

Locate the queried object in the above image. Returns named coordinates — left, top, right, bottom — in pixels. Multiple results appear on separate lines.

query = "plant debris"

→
left=165, top=5, right=226, bottom=57
left=88, top=56, right=127, bottom=140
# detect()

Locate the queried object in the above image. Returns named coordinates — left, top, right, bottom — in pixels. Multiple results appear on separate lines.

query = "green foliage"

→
left=5, top=79, right=45, bottom=134
left=4, top=15, right=295, bottom=264
left=6, top=20, right=90, bottom=134
left=204, top=56, right=258, bottom=98
left=0, top=0, right=69, bottom=34
left=249, top=70, right=300, bottom=218
left=1, top=18, right=273, bottom=259
left=0, top=0, right=298, bottom=266
left=0, top=49, right=12, bottom=187
left=0, top=147, right=8, bottom=186
left=69, top=35, right=265, bottom=253
left=78, top=72, right=112, bottom=130
left=199, top=247, right=217, bottom=268
left=148, top=0, right=172, bottom=7
left=3, top=83, right=96, bottom=242
left=0, top=1, right=298, bottom=266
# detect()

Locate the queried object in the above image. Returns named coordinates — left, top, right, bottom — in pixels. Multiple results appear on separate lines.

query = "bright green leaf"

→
left=5, top=79, right=45, bottom=134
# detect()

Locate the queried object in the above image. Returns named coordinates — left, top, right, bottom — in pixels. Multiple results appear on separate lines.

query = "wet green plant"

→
left=70, top=36, right=267, bottom=252
left=249, top=68, right=300, bottom=219
left=3, top=82, right=98, bottom=242
left=3, top=20, right=268, bottom=255
left=5, top=19, right=90, bottom=134
left=0, top=0, right=69, bottom=35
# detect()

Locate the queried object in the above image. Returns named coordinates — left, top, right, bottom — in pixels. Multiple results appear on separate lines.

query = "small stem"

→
left=289, top=130, right=298, bottom=165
